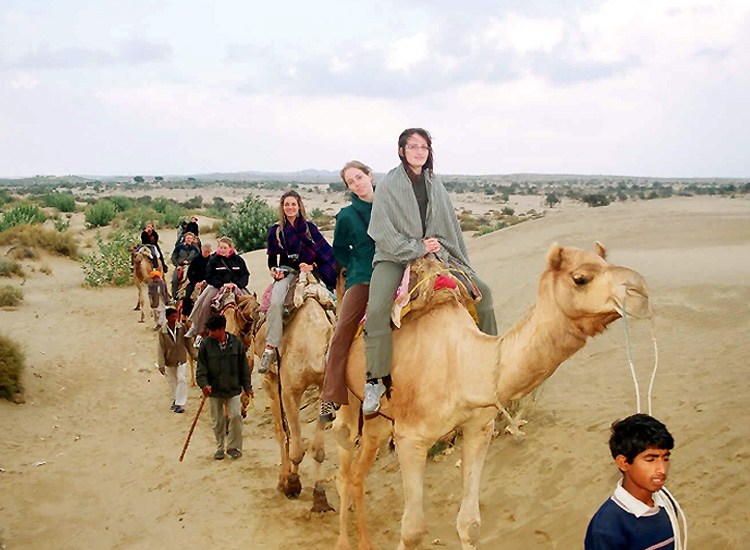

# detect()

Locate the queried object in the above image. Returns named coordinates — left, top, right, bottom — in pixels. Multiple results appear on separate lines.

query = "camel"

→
left=332, top=243, right=652, bottom=550
left=251, top=279, right=336, bottom=512
left=131, top=245, right=166, bottom=323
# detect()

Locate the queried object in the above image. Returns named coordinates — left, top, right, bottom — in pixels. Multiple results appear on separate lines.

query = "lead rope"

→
left=621, top=294, right=688, bottom=550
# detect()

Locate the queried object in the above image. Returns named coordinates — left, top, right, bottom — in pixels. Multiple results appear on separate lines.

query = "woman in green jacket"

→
left=319, top=160, right=375, bottom=423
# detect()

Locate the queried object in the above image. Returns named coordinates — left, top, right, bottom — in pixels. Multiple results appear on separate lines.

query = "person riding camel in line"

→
left=186, top=216, right=200, bottom=238
left=319, top=160, right=376, bottom=423
left=141, top=221, right=167, bottom=273
left=185, top=236, right=250, bottom=347
left=362, top=127, right=498, bottom=415
left=170, top=232, right=200, bottom=299
left=258, top=190, right=337, bottom=374
left=181, top=242, right=212, bottom=319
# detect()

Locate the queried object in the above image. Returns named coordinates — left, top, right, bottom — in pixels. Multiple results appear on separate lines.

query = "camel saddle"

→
left=211, top=285, right=246, bottom=315
left=258, top=271, right=337, bottom=329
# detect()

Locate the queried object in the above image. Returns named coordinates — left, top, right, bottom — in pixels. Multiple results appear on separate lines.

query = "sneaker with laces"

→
left=319, top=400, right=337, bottom=424
left=185, top=325, right=197, bottom=338
left=193, top=335, right=203, bottom=349
left=258, top=348, right=276, bottom=374
left=362, top=381, right=386, bottom=415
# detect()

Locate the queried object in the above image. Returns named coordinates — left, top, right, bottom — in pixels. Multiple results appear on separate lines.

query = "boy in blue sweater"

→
left=585, top=414, right=681, bottom=550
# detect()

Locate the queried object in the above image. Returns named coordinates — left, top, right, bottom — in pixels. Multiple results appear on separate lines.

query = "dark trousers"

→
left=320, top=283, right=370, bottom=405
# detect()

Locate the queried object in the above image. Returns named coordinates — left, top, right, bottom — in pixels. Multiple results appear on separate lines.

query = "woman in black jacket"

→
left=141, top=221, right=167, bottom=272
left=185, top=237, right=249, bottom=339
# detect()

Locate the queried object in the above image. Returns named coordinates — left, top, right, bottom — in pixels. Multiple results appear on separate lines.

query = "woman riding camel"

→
left=258, top=190, right=337, bottom=374
left=319, top=161, right=376, bottom=423
left=141, top=221, right=167, bottom=273
left=185, top=237, right=249, bottom=345
left=362, top=127, right=498, bottom=414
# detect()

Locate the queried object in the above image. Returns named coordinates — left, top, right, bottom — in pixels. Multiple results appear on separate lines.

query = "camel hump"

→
left=392, top=257, right=481, bottom=328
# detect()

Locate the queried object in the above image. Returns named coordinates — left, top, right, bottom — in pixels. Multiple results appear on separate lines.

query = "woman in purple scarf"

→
left=258, top=190, right=336, bottom=374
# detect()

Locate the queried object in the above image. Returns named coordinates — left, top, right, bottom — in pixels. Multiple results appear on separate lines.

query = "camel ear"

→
left=547, top=244, right=564, bottom=271
left=595, top=241, right=607, bottom=259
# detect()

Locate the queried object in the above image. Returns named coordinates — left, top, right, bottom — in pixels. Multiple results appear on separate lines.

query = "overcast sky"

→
left=1, top=0, right=748, bottom=178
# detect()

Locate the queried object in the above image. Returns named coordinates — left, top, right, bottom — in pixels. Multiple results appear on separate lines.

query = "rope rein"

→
left=620, top=295, right=688, bottom=550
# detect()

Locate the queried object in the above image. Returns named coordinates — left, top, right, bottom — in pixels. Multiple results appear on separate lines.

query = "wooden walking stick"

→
left=179, top=394, right=206, bottom=462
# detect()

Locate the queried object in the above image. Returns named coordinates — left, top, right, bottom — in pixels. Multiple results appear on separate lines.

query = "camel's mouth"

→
left=613, top=288, right=652, bottom=320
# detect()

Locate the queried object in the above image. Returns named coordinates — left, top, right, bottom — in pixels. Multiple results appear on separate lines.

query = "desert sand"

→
left=1, top=196, right=748, bottom=549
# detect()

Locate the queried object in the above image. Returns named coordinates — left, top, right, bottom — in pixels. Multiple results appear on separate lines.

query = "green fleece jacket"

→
left=196, top=333, right=251, bottom=399
left=333, top=193, right=375, bottom=290
left=368, top=164, right=473, bottom=273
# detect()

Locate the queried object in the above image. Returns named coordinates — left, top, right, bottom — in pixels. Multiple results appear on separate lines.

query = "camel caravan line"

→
left=170, top=242, right=655, bottom=550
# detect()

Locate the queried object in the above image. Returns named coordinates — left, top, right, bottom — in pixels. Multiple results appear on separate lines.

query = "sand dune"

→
left=1, top=196, right=748, bottom=549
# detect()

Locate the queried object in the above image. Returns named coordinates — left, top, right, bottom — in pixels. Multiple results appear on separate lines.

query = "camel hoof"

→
left=284, top=473, right=302, bottom=498
left=314, top=447, right=325, bottom=464
left=505, top=417, right=528, bottom=437
left=311, top=482, right=335, bottom=513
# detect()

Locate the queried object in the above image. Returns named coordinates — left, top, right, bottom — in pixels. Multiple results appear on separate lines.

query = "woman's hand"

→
left=423, top=238, right=441, bottom=254
left=271, top=268, right=286, bottom=280
left=299, top=263, right=313, bottom=273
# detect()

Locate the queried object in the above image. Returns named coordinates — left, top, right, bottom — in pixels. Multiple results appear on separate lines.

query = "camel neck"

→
left=493, top=286, right=589, bottom=404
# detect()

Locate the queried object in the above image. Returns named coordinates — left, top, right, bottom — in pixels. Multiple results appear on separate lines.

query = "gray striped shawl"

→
left=368, top=164, right=473, bottom=274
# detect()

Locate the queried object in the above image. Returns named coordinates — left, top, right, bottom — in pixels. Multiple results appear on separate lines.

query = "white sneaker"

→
left=193, top=335, right=203, bottom=349
left=258, top=349, right=276, bottom=374
left=362, top=381, right=386, bottom=415
left=185, top=325, right=197, bottom=338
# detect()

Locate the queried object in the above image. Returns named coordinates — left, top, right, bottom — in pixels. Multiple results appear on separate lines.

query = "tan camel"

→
left=333, top=243, right=651, bottom=550
left=252, top=292, right=335, bottom=512
left=131, top=246, right=165, bottom=323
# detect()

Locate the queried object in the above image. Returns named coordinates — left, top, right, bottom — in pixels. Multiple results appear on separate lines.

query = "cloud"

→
left=1, top=40, right=172, bottom=70
left=10, top=73, right=39, bottom=90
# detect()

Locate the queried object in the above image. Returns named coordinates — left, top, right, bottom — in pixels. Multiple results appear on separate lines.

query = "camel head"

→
left=541, top=242, right=651, bottom=337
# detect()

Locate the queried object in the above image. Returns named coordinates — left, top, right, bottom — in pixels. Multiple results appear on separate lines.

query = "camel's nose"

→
left=614, top=267, right=652, bottom=319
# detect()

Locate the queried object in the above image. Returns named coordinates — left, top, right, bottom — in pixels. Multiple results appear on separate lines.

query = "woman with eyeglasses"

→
left=258, top=190, right=337, bottom=374
left=362, top=128, right=498, bottom=415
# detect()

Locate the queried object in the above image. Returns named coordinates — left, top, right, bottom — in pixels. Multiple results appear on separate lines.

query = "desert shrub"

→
left=39, top=265, right=52, bottom=276
left=42, top=191, right=77, bottom=212
left=0, top=224, right=79, bottom=259
left=0, top=203, right=46, bottom=231
left=0, top=190, right=12, bottom=205
left=54, top=217, right=71, bottom=232
left=118, top=206, right=159, bottom=232
left=7, top=247, right=35, bottom=260
left=501, top=207, right=515, bottom=216
left=0, top=259, right=25, bottom=277
left=207, top=197, right=232, bottom=219
left=581, top=194, right=611, bottom=207
left=79, top=229, right=136, bottom=287
left=218, top=194, right=276, bottom=253
left=310, top=207, right=335, bottom=230
left=0, top=333, right=25, bottom=401
left=85, top=199, right=117, bottom=227
left=181, top=196, right=203, bottom=209
left=476, top=221, right=507, bottom=237
left=109, top=195, right=134, bottom=212
left=0, top=285, right=24, bottom=307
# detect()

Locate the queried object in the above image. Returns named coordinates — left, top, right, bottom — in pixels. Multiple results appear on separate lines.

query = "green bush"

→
left=85, top=199, right=117, bottom=227
left=109, top=195, right=134, bottom=212
left=219, top=194, right=276, bottom=253
left=207, top=197, right=232, bottom=219
left=54, top=217, right=71, bottom=232
left=501, top=207, right=515, bottom=216
left=79, top=229, right=136, bottom=287
left=182, top=196, right=203, bottom=209
left=0, top=285, right=23, bottom=307
left=581, top=194, right=611, bottom=207
left=0, top=259, right=25, bottom=278
left=0, top=203, right=46, bottom=231
left=0, top=333, right=25, bottom=401
left=0, top=190, right=14, bottom=205
left=0, top=224, right=78, bottom=259
left=42, top=191, right=77, bottom=212
left=119, top=206, right=159, bottom=232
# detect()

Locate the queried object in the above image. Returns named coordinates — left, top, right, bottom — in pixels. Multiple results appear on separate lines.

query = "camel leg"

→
left=280, top=376, right=306, bottom=467
left=394, top=428, right=431, bottom=550
left=350, top=414, right=392, bottom=550
left=135, top=281, right=145, bottom=323
left=310, top=414, right=334, bottom=513
left=261, top=372, right=294, bottom=496
left=456, top=417, right=494, bottom=550
left=333, top=402, right=360, bottom=550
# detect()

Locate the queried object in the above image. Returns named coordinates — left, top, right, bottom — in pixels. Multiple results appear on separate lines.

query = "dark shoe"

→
left=319, top=400, right=337, bottom=424
left=173, top=406, right=185, bottom=413
left=227, top=448, right=242, bottom=460
left=362, top=380, right=386, bottom=415
left=170, top=401, right=176, bottom=411
left=214, top=449, right=225, bottom=460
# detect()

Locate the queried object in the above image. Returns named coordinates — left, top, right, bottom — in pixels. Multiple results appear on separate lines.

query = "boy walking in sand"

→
left=156, top=308, right=190, bottom=413
left=585, top=413, right=683, bottom=550
left=196, top=314, right=252, bottom=461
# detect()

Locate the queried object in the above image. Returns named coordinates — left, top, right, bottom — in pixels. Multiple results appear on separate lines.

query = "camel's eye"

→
left=573, top=274, right=590, bottom=286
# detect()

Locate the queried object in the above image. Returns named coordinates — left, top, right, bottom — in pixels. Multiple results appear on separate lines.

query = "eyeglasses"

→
left=405, top=144, right=430, bottom=152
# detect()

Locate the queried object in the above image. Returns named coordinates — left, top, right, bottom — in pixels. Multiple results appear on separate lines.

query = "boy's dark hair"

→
left=609, top=413, right=674, bottom=463
left=205, top=314, right=227, bottom=331
left=165, top=307, right=178, bottom=317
